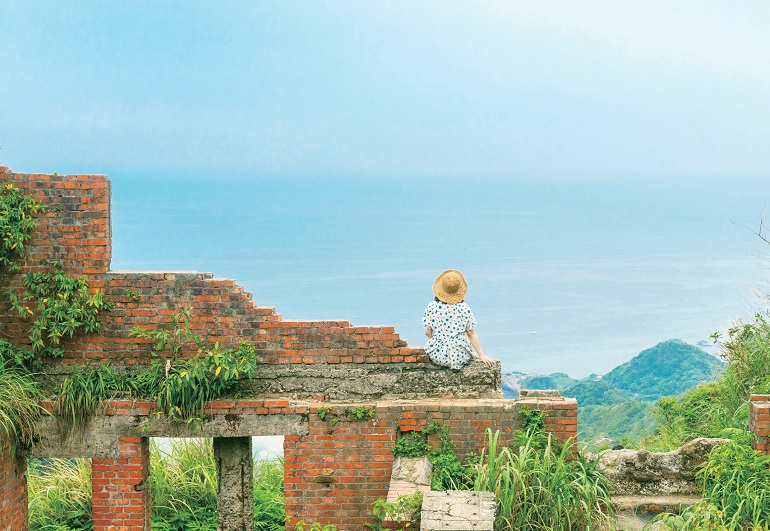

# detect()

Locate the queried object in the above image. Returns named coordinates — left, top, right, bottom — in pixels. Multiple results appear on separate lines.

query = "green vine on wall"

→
left=316, top=405, right=376, bottom=428
left=391, top=420, right=471, bottom=490
left=0, top=183, right=48, bottom=272
left=0, top=183, right=113, bottom=452
left=5, top=262, right=114, bottom=361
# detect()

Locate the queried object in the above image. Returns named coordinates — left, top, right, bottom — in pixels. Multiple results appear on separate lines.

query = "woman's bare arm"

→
left=467, top=329, right=495, bottom=367
left=425, top=328, right=433, bottom=338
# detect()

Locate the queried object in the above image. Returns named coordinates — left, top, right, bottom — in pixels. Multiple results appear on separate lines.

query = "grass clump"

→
left=472, top=429, right=615, bottom=531
left=27, top=458, right=93, bottom=531
left=0, top=359, right=45, bottom=453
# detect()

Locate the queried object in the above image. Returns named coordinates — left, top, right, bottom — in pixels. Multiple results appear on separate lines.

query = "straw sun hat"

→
left=433, top=270, right=468, bottom=304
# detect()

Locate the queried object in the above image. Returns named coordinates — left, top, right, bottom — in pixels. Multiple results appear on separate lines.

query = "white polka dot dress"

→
left=422, top=300, right=478, bottom=370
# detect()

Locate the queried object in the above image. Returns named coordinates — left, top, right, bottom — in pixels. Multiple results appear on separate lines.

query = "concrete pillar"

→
left=214, top=436, right=253, bottom=531
left=92, top=437, right=151, bottom=531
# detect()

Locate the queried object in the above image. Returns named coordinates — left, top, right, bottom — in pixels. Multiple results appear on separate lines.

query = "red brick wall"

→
left=0, top=438, right=27, bottom=531
left=0, top=168, right=572, bottom=529
left=284, top=398, right=577, bottom=529
left=91, top=437, right=151, bottom=531
left=0, top=168, right=426, bottom=370
left=750, top=394, right=770, bottom=455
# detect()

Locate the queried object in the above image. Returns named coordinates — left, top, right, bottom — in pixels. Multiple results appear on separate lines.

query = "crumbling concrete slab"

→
left=421, top=491, right=496, bottom=531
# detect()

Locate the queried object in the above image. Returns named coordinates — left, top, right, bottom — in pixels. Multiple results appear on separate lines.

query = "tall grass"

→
left=472, top=429, right=615, bottom=531
left=253, top=457, right=286, bottom=531
left=0, top=359, right=45, bottom=452
left=650, top=431, right=770, bottom=530
left=54, top=364, right=131, bottom=432
left=27, top=458, right=93, bottom=531
left=26, top=439, right=285, bottom=531
left=149, top=438, right=285, bottom=531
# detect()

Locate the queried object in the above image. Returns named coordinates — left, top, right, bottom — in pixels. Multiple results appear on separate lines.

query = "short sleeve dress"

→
left=422, top=300, right=478, bottom=370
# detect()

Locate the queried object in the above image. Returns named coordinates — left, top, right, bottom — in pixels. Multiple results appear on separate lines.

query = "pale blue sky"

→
left=2, top=2, right=770, bottom=377
left=2, top=1, right=769, bottom=181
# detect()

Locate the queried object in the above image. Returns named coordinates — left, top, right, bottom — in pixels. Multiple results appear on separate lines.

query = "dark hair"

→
left=435, top=297, right=463, bottom=303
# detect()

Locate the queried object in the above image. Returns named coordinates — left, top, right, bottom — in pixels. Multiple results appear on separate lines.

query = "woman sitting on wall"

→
left=423, top=270, right=496, bottom=370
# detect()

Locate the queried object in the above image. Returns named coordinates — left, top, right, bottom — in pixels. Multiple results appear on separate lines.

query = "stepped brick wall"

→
left=0, top=167, right=571, bottom=530
left=0, top=168, right=500, bottom=401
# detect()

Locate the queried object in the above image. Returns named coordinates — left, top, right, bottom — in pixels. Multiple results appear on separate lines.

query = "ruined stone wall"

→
left=0, top=168, right=576, bottom=530
left=0, top=167, right=499, bottom=400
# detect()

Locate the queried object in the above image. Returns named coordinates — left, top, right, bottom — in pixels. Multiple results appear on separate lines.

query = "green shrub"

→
left=650, top=432, right=770, bottom=530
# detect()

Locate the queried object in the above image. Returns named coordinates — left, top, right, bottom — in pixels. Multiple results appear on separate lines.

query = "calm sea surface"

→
left=110, top=176, right=769, bottom=379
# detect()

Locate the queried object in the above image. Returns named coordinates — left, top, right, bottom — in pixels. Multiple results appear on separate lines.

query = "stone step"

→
left=611, top=495, right=701, bottom=531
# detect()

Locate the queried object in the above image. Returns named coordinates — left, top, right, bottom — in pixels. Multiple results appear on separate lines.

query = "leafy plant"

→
left=294, top=521, right=336, bottom=531
left=124, top=288, right=140, bottom=302
left=5, top=262, right=114, bottom=359
left=348, top=406, right=375, bottom=421
left=130, top=307, right=202, bottom=355
left=131, top=308, right=259, bottom=423
left=391, top=431, right=432, bottom=458
left=0, top=182, right=48, bottom=272
left=0, top=338, right=36, bottom=367
left=425, top=421, right=471, bottom=490
left=368, top=492, right=423, bottom=531
left=155, top=340, right=258, bottom=423
left=391, top=421, right=471, bottom=490
left=514, top=408, right=548, bottom=451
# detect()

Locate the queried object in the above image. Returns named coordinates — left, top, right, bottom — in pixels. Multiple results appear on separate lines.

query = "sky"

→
left=2, top=1, right=770, bottom=182
left=2, top=1, right=770, bottom=381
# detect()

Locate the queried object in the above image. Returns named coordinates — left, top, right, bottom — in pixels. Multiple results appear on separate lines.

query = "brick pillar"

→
left=214, top=437, right=253, bottom=531
left=92, top=437, right=151, bottom=531
left=750, top=394, right=770, bottom=455
left=0, top=438, right=28, bottom=531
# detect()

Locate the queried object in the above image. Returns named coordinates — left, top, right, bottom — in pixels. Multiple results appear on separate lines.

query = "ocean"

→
left=110, top=175, right=769, bottom=379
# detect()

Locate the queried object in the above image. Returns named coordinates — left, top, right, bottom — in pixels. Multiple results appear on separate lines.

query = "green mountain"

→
left=562, top=378, right=627, bottom=406
left=579, top=401, right=657, bottom=443
left=520, top=372, right=579, bottom=391
left=603, top=339, right=724, bottom=402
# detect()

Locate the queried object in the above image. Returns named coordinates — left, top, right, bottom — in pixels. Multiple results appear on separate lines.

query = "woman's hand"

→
left=477, top=352, right=496, bottom=368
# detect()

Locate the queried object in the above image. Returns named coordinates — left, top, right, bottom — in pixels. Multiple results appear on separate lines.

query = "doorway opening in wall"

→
left=150, top=436, right=285, bottom=531
left=26, top=457, right=93, bottom=530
